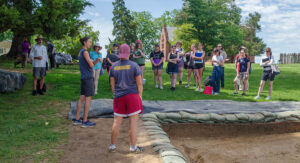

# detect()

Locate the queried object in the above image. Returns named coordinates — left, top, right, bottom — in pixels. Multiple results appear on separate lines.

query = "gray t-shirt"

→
left=109, top=60, right=142, bottom=98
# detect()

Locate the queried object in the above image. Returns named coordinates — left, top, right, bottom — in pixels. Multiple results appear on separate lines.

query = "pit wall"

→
left=141, top=110, right=300, bottom=163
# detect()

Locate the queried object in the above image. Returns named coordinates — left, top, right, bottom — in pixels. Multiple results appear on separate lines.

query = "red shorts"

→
left=113, top=94, right=143, bottom=117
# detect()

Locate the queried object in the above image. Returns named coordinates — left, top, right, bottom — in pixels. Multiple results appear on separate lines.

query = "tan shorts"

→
left=238, top=72, right=248, bottom=80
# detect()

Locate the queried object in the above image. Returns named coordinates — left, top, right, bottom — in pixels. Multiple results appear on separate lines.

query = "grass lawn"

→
left=0, top=57, right=299, bottom=162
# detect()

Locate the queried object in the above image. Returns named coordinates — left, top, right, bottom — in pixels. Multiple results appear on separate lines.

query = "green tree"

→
left=154, top=9, right=180, bottom=28
left=0, top=29, right=13, bottom=41
left=174, top=0, right=251, bottom=56
left=111, top=0, right=137, bottom=46
left=132, top=11, right=161, bottom=55
left=53, top=25, right=100, bottom=59
left=242, top=12, right=266, bottom=56
left=0, top=0, right=91, bottom=58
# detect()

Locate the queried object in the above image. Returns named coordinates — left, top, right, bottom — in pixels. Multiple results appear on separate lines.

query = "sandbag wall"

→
left=141, top=110, right=300, bottom=163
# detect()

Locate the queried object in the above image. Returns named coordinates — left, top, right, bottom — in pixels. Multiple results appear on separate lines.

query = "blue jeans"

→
left=211, top=66, right=221, bottom=93
left=220, top=67, right=224, bottom=88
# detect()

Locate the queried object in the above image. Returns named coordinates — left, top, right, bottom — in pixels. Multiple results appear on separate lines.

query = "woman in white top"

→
left=254, top=47, right=275, bottom=100
left=211, top=48, right=223, bottom=95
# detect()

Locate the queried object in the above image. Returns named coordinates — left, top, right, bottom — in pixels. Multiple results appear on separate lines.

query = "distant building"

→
left=160, top=26, right=177, bottom=60
left=0, top=40, right=12, bottom=56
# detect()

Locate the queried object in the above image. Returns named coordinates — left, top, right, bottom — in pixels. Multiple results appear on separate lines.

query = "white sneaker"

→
left=160, top=86, right=163, bottom=90
left=266, top=96, right=271, bottom=100
left=214, top=93, right=219, bottom=96
left=254, top=96, right=260, bottom=100
left=199, top=88, right=203, bottom=92
left=185, top=84, right=190, bottom=88
left=155, top=85, right=158, bottom=89
left=108, top=144, right=116, bottom=153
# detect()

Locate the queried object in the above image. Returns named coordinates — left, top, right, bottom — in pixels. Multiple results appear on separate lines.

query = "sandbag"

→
left=166, top=112, right=182, bottom=120
left=143, top=121, right=160, bottom=127
left=194, top=114, right=211, bottom=121
left=142, top=113, right=158, bottom=119
left=141, top=117, right=160, bottom=123
left=179, top=111, right=197, bottom=120
left=162, top=156, right=187, bottom=163
left=162, top=119, right=178, bottom=123
left=259, top=111, right=275, bottom=117
left=145, top=126, right=163, bottom=131
left=153, top=144, right=177, bottom=152
left=275, top=111, right=292, bottom=119
left=248, top=113, right=265, bottom=122
left=285, top=117, right=300, bottom=121
left=225, top=114, right=238, bottom=122
left=235, top=113, right=249, bottom=120
left=148, top=131, right=168, bottom=136
left=209, top=113, right=225, bottom=121
left=154, top=112, right=168, bottom=119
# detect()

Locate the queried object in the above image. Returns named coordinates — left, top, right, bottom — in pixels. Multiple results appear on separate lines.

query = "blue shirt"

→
left=79, top=48, right=93, bottom=80
left=47, top=43, right=55, bottom=54
left=89, top=51, right=102, bottom=70
left=238, top=57, right=250, bottom=72
left=194, top=50, right=203, bottom=63
left=109, top=60, right=142, bottom=98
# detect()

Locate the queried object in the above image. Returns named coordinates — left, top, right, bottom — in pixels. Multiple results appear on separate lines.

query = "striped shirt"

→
left=260, top=55, right=274, bottom=71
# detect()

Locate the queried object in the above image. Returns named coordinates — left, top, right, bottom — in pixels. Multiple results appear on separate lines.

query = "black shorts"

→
left=80, top=78, right=95, bottom=97
left=194, top=63, right=204, bottom=69
left=261, top=70, right=275, bottom=81
left=138, top=64, right=145, bottom=67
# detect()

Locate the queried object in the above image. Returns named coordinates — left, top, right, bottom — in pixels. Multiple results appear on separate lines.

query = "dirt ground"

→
left=60, top=118, right=162, bottom=163
left=163, top=122, right=300, bottom=163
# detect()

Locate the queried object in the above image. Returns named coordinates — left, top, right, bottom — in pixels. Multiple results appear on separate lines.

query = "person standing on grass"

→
left=211, top=48, right=223, bottom=95
left=129, top=43, right=135, bottom=61
left=46, top=40, right=56, bottom=70
left=176, top=41, right=185, bottom=85
left=233, top=49, right=250, bottom=96
left=133, top=40, right=146, bottom=80
left=30, top=35, right=48, bottom=96
left=89, top=43, right=103, bottom=95
left=73, top=36, right=101, bottom=128
left=167, top=45, right=180, bottom=91
left=192, top=43, right=205, bottom=92
left=254, top=48, right=275, bottom=100
left=217, top=43, right=227, bottom=89
left=21, top=38, right=30, bottom=68
left=185, top=44, right=197, bottom=88
left=150, top=44, right=164, bottom=90
left=107, top=43, right=120, bottom=73
left=235, top=46, right=249, bottom=91
left=108, top=43, right=144, bottom=153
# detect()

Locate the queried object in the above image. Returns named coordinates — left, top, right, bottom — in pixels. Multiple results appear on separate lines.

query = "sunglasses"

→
left=266, top=51, right=270, bottom=52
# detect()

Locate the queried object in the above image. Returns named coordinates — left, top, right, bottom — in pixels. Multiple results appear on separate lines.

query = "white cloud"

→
left=236, top=0, right=300, bottom=62
left=89, top=18, right=114, bottom=57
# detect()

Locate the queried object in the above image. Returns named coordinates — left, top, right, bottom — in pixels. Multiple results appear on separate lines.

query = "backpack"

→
left=37, top=79, right=46, bottom=92
left=102, top=58, right=109, bottom=69
left=203, top=76, right=212, bottom=87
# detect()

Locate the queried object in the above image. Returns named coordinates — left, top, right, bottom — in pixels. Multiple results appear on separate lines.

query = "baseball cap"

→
left=118, top=44, right=130, bottom=59
left=155, top=44, right=160, bottom=47
left=136, top=40, right=141, bottom=44
left=113, top=43, right=119, bottom=47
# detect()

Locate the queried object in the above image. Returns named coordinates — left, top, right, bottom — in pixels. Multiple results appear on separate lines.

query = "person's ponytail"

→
left=80, top=36, right=91, bottom=46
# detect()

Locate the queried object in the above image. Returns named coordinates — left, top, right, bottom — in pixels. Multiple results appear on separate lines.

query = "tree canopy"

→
left=0, top=0, right=92, bottom=57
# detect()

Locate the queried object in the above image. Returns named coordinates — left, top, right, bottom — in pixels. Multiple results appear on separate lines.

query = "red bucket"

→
left=204, top=86, right=213, bottom=95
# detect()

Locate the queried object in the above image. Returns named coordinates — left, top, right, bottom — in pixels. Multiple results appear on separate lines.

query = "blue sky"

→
left=80, top=0, right=300, bottom=62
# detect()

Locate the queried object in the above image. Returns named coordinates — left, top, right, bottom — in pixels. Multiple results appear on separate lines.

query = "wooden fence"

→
left=280, top=53, right=300, bottom=64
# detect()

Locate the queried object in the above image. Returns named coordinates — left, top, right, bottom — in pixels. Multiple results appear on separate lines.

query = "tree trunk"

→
left=6, top=31, right=30, bottom=59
